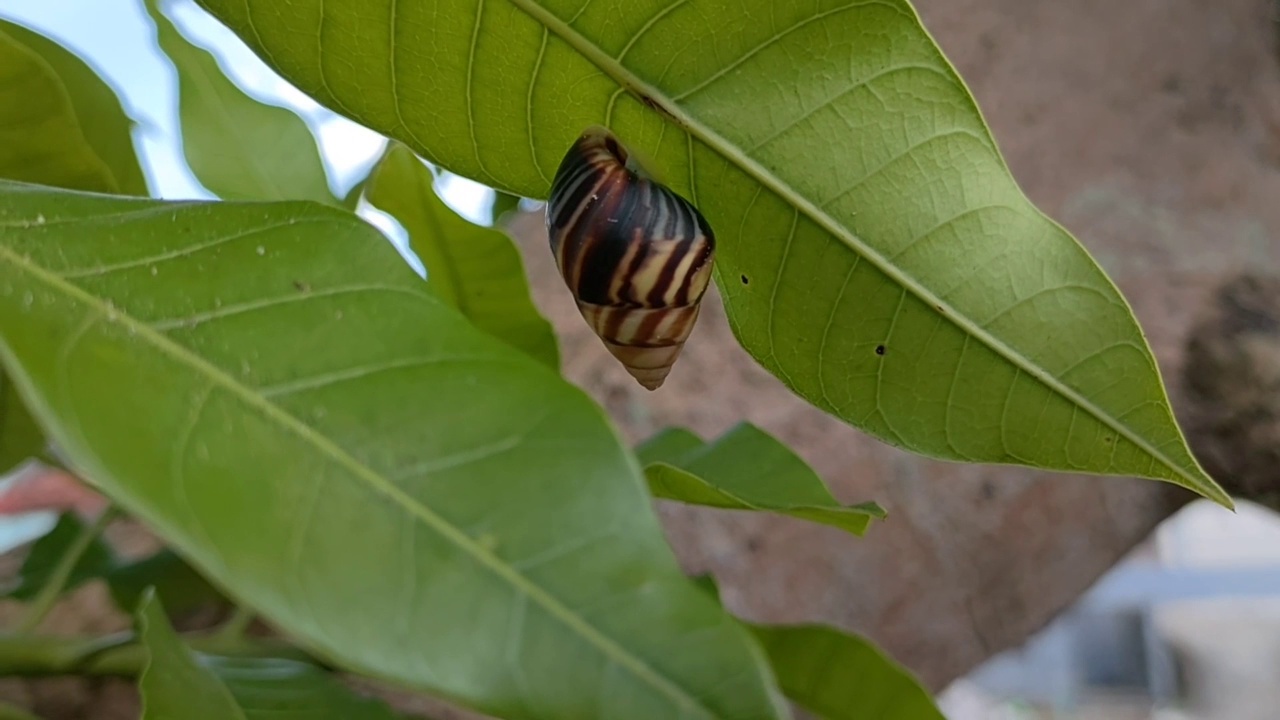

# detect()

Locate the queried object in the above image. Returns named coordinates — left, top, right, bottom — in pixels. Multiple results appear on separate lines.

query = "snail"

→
left=546, top=126, right=716, bottom=390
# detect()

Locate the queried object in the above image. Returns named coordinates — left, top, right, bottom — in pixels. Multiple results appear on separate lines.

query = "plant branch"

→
left=16, top=505, right=119, bottom=633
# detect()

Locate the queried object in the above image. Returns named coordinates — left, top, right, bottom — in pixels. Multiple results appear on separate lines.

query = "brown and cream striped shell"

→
left=546, top=127, right=716, bottom=390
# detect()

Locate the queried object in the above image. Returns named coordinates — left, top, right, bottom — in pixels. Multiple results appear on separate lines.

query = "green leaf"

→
left=751, top=624, right=944, bottom=720
left=0, top=19, right=149, bottom=197
left=365, top=143, right=559, bottom=368
left=204, top=656, right=414, bottom=720
left=0, top=369, right=43, bottom=473
left=0, top=505, right=224, bottom=613
left=490, top=190, right=522, bottom=225
left=0, top=181, right=784, bottom=720
left=0, top=24, right=114, bottom=192
left=108, top=549, right=227, bottom=617
left=638, top=424, right=884, bottom=537
left=138, top=590, right=251, bottom=720
left=139, top=593, right=414, bottom=720
left=4, top=512, right=115, bottom=600
left=340, top=177, right=367, bottom=211
left=143, top=0, right=335, bottom=204
left=195, top=0, right=1230, bottom=506
left=691, top=575, right=942, bottom=719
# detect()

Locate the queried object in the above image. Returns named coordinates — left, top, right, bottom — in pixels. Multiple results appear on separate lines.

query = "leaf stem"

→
left=16, top=506, right=119, bottom=633
left=0, top=632, right=314, bottom=677
left=213, top=605, right=255, bottom=641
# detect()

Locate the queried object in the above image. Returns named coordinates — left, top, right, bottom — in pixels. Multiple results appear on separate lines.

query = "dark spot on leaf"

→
left=1103, top=435, right=1113, bottom=444
left=293, top=281, right=311, bottom=293
left=740, top=274, right=749, bottom=285
left=875, top=344, right=886, bottom=356
left=639, top=94, right=676, bottom=122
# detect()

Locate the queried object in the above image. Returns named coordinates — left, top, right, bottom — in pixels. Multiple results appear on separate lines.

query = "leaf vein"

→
left=259, top=354, right=498, bottom=398
left=670, top=0, right=908, bottom=102
left=1, top=242, right=722, bottom=719
left=60, top=218, right=324, bottom=278
left=500, top=0, right=1216, bottom=494
left=149, top=284, right=427, bottom=331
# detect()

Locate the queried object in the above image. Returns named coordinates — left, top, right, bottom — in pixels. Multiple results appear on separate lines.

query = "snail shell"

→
left=546, top=127, right=716, bottom=390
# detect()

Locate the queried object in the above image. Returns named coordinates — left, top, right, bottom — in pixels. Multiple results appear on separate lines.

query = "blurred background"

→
left=2, top=0, right=1279, bottom=718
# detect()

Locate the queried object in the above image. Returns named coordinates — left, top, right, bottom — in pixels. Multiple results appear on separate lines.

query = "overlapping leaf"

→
left=0, top=369, right=42, bottom=473
left=139, top=592, right=247, bottom=720
left=139, top=592, right=413, bottom=720
left=0, top=181, right=784, bottom=720
left=0, top=18, right=148, bottom=474
left=109, top=549, right=227, bottom=617
left=490, top=190, right=522, bottom=226
left=195, top=0, right=1230, bottom=504
left=0, top=24, right=114, bottom=192
left=365, top=143, right=558, bottom=367
left=0, top=19, right=149, bottom=196
left=4, top=512, right=115, bottom=600
left=3, top=510, right=226, bottom=615
left=144, top=0, right=336, bottom=204
left=638, top=424, right=883, bottom=536
left=694, top=576, right=943, bottom=719
left=752, top=624, right=944, bottom=720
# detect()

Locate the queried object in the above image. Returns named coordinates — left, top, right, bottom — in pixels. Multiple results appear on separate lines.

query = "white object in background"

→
left=1155, top=598, right=1280, bottom=720
left=0, top=463, right=59, bottom=556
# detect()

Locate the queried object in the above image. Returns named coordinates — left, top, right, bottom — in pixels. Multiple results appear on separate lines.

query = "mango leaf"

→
left=108, top=549, right=228, bottom=617
left=692, top=575, right=942, bottom=720
left=365, top=143, right=559, bottom=368
left=0, top=19, right=149, bottom=197
left=0, top=18, right=144, bottom=474
left=0, top=181, right=785, bottom=720
left=139, top=592, right=413, bottom=720
left=752, top=624, right=944, bottom=720
left=0, top=502, right=224, bottom=613
left=0, top=25, right=114, bottom=192
left=195, top=0, right=1230, bottom=506
left=1, top=369, right=43, bottom=473
left=341, top=177, right=367, bottom=211
left=143, top=0, right=335, bottom=204
left=637, top=424, right=884, bottom=537
left=490, top=190, right=522, bottom=226
left=138, top=591, right=246, bottom=720
left=205, top=656, right=416, bottom=719
left=3, top=512, right=115, bottom=600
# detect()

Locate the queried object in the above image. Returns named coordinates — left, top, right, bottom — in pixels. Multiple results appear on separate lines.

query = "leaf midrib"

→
left=0, top=239, right=720, bottom=719
left=649, top=463, right=877, bottom=528
left=504, top=0, right=1222, bottom=501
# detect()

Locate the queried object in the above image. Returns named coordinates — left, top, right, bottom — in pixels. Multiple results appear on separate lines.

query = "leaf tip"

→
left=1179, top=465, right=1234, bottom=511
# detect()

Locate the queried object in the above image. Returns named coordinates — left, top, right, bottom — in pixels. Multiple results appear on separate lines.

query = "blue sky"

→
left=2, top=0, right=495, bottom=222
